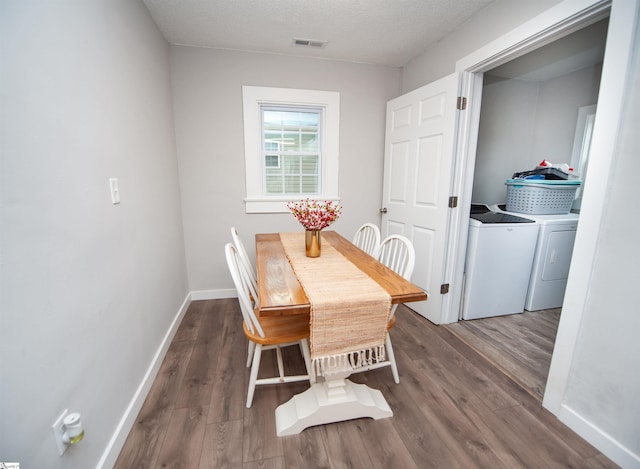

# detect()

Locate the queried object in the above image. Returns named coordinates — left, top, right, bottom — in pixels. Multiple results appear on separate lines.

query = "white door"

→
left=381, top=73, right=462, bottom=324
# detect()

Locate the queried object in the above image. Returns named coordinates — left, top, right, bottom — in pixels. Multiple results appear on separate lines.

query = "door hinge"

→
left=457, top=96, right=467, bottom=110
left=440, top=283, right=450, bottom=294
left=448, top=196, right=458, bottom=208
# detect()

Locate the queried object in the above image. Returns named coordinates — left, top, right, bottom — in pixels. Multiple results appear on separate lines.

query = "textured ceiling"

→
left=142, top=0, right=496, bottom=67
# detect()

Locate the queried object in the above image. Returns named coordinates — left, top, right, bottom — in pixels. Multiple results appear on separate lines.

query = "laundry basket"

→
left=505, top=179, right=581, bottom=215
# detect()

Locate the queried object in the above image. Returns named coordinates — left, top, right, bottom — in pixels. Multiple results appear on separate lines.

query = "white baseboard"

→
left=190, top=288, right=237, bottom=300
left=97, top=292, right=192, bottom=469
left=558, top=404, right=640, bottom=468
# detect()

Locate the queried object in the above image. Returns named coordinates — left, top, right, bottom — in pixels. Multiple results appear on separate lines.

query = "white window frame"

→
left=242, top=86, right=340, bottom=213
left=261, top=104, right=322, bottom=196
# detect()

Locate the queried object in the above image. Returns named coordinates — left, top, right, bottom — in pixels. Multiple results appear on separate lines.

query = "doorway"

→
left=455, top=16, right=608, bottom=399
left=433, top=0, right=638, bottom=461
left=471, top=18, right=607, bottom=207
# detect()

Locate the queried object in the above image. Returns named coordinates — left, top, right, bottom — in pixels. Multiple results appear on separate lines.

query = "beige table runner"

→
left=279, top=232, right=391, bottom=375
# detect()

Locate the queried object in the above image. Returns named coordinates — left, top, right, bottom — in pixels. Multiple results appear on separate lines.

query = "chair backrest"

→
left=377, top=234, right=415, bottom=280
left=353, top=223, right=381, bottom=257
left=224, top=242, right=264, bottom=338
left=230, top=227, right=258, bottom=292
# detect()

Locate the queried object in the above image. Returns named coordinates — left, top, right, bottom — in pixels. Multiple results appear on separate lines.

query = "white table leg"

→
left=275, top=377, right=393, bottom=436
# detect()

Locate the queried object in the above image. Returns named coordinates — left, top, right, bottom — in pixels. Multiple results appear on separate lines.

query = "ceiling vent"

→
left=292, top=38, right=328, bottom=48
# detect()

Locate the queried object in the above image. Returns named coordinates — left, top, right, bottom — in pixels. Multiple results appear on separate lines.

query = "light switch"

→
left=109, top=178, right=120, bottom=204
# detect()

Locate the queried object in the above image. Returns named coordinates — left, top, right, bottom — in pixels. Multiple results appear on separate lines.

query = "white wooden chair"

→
left=230, top=227, right=260, bottom=367
left=225, top=243, right=313, bottom=408
left=377, top=234, right=415, bottom=281
left=357, top=234, right=416, bottom=384
left=230, top=226, right=257, bottom=293
left=352, top=223, right=381, bottom=257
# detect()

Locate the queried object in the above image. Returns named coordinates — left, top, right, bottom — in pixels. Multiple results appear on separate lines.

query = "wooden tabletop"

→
left=255, top=231, right=428, bottom=317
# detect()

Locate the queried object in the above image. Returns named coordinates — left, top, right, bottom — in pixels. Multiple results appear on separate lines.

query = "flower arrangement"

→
left=287, top=199, right=342, bottom=231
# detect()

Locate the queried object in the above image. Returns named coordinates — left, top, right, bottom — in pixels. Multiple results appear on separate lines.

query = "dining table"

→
left=255, top=230, right=428, bottom=436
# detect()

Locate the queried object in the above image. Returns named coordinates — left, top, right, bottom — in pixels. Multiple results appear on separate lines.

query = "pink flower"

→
left=287, top=199, right=342, bottom=231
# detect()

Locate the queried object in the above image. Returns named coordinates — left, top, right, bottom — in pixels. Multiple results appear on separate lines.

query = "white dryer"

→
left=492, top=204, right=579, bottom=311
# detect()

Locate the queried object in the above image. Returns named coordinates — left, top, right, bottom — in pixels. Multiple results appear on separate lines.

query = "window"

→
left=570, top=104, right=596, bottom=211
left=263, top=106, right=320, bottom=195
left=242, top=86, right=340, bottom=213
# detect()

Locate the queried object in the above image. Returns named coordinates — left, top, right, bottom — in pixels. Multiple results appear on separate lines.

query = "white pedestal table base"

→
left=275, top=378, right=393, bottom=436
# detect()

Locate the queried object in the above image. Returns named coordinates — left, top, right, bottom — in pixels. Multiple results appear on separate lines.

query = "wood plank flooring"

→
left=444, top=308, right=561, bottom=400
left=115, top=299, right=616, bottom=468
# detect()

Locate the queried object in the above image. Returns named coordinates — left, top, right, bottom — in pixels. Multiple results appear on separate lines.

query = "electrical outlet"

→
left=52, top=409, right=69, bottom=456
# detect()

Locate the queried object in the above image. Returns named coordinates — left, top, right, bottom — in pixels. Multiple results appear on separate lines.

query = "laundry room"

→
left=462, top=18, right=608, bottom=321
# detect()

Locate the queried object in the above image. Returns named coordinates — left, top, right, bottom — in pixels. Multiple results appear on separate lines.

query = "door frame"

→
left=445, top=0, right=638, bottom=463
left=444, top=0, right=612, bottom=326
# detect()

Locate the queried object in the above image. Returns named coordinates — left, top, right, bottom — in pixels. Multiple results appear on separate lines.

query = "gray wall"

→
left=472, top=64, right=602, bottom=204
left=0, top=1, right=188, bottom=467
left=170, top=46, right=401, bottom=294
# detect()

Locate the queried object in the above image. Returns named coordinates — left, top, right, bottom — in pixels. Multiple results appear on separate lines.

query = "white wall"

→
left=0, top=1, right=188, bottom=467
left=472, top=77, right=540, bottom=204
left=472, top=64, right=601, bottom=204
left=531, top=65, right=601, bottom=163
left=561, top=11, right=640, bottom=458
left=169, top=46, right=401, bottom=294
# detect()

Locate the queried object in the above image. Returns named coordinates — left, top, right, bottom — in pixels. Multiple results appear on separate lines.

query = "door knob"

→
left=379, top=207, right=388, bottom=214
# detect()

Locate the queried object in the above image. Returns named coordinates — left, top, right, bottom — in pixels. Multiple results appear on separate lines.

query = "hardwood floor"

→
left=115, top=299, right=616, bottom=468
left=444, top=308, right=561, bottom=401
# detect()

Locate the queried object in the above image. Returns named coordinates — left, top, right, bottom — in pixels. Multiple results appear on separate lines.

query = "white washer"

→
left=491, top=204, right=579, bottom=311
left=462, top=205, right=539, bottom=320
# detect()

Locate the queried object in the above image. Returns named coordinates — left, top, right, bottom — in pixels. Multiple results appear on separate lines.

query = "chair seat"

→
left=243, top=314, right=310, bottom=346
